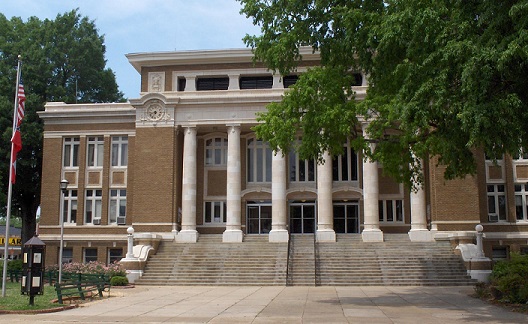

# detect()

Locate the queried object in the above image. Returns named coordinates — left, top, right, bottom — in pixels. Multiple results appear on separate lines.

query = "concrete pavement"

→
left=2, top=285, right=527, bottom=323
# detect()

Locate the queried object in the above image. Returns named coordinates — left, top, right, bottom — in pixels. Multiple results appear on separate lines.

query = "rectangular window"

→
left=289, top=149, right=316, bottom=182
left=177, top=77, right=186, bottom=91
left=108, top=248, right=123, bottom=264
left=111, top=136, right=128, bottom=167
left=332, top=142, right=358, bottom=182
left=61, top=248, right=73, bottom=264
left=196, top=77, right=229, bottom=91
left=85, top=189, right=102, bottom=224
left=87, top=136, right=104, bottom=167
left=515, top=184, right=528, bottom=221
left=62, top=190, right=78, bottom=224
left=379, top=199, right=404, bottom=223
left=204, top=201, right=226, bottom=224
left=205, top=137, right=228, bottom=166
left=488, top=184, right=507, bottom=222
left=83, top=248, right=98, bottom=263
left=109, top=189, right=127, bottom=224
left=246, top=202, right=272, bottom=234
left=247, top=138, right=272, bottom=183
left=283, top=75, right=299, bottom=88
left=239, top=76, right=273, bottom=89
left=63, top=137, right=80, bottom=167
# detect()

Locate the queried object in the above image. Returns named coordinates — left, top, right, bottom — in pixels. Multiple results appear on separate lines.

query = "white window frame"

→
left=109, top=189, right=127, bottom=224
left=515, top=183, right=528, bottom=222
left=487, top=184, right=507, bottom=222
left=62, top=189, right=78, bottom=224
left=247, top=138, right=272, bottom=183
left=87, top=136, right=104, bottom=168
left=378, top=199, right=404, bottom=223
left=204, top=201, right=227, bottom=224
left=85, top=189, right=102, bottom=224
left=111, top=136, right=128, bottom=167
left=205, top=137, right=228, bottom=166
left=63, top=137, right=80, bottom=168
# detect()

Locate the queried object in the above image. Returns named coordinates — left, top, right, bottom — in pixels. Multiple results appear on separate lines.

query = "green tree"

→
left=0, top=9, right=124, bottom=244
left=238, top=0, right=528, bottom=187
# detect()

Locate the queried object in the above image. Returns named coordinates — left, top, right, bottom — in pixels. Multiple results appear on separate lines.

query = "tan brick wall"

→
left=429, top=157, right=481, bottom=223
left=40, top=138, right=62, bottom=227
left=132, top=127, right=175, bottom=224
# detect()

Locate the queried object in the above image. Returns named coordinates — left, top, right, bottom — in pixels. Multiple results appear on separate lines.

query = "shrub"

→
left=110, top=275, right=129, bottom=286
left=46, top=261, right=126, bottom=279
left=489, top=253, right=528, bottom=304
left=0, top=259, right=23, bottom=271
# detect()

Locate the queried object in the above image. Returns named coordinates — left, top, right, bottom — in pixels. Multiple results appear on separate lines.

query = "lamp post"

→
left=58, top=179, right=69, bottom=283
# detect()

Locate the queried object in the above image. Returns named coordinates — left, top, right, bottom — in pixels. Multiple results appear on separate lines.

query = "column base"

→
left=408, top=229, right=434, bottom=242
left=316, top=229, right=336, bottom=242
left=362, top=229, right=384, bottom=242
left=269, top=229, right=289, bottom=242
left=223, top=229, right=243, bottom=242
left=176, top=230, right=198, bottom=243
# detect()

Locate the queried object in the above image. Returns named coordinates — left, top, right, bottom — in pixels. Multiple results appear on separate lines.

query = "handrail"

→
left=313, top=229, right=318, bottom=286
left=285, top=229, right=292, bottom=286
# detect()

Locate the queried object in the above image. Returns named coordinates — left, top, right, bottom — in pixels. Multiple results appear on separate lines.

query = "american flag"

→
left=10, top=78, right=25, bottom=184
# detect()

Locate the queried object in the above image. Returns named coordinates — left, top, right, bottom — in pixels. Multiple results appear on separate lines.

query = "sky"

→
left=2, top=0, right=261, bottom=99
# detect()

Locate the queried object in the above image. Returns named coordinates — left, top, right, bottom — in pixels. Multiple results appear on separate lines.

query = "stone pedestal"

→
left=176, top=230, right=198, bottom=243
left=269, top=229, right=289, bottom=242
left=362, top=229, right=384, bottom=242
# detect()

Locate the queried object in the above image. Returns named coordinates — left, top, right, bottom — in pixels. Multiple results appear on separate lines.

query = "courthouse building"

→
left=37, top=48, right=528, bottom=267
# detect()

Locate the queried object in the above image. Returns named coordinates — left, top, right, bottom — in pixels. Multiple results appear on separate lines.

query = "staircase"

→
left=317, top=234, right=476, bottom=286
left=135, top=235, right=287, bottom=285
left=136, top=234, right=475, bottom=286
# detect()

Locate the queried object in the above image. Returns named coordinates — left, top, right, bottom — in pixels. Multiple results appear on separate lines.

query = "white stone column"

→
left=272, top=74, right=283, bottom=89
left=362, top=124, right=383, bottom=242
left=178, top=126, right=198, bottom=242
left=408, top=159, right=433, bottom=241
left=223, top=125, right=243, bottom=242
left=269, top=150, right=288, bottom=242
left=317, top=151, right=335, bottom=242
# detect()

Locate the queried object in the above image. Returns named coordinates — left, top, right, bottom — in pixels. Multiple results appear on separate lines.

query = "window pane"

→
left=111, top=144, right=119, bottom=166
left=395, top=200, right=403, bottom=222
left=378, top=201, right=384, bottom=222
left=516, top=195, right=523, bottom=220
left=121, top=143, right=128, bottom=166
left=257, top=148, right=263, bottom=182
left=386, top=200, right=394, bottom=222
left=341, top=150, right=348, bottom=181
left=248, top=147, right=254, bottom=182
left=498, top=196, right=506, bottom=220
left=265, top=147, right=272, bottom=182
left=488, top=196, right=496, bottom=213
left=72, top=144, right=79, bottom=166
left=205, top=202, right=211, bottom=223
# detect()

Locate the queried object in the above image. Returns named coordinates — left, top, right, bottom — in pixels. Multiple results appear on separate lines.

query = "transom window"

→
left=204, top=201, right=226, bottom=224
left=515, top=184, right=528, bottom=222
left=87, top=136, right=104, bottom=167
left=205, top=137, right=228, bottom=166
left=111, top=136, right=128, bottom=167
left=62, top=190, right=78, bottom=224
left=109, top=189, right=127, bottom=225
left=63, top=137, right=80, bottom=167
left=488, top=184, right=507, bottom=222
left=333, top=141, right=358, bottom=182
left=247, top=138, right=272, bottom=183
left=85, top=189, right=102, bottom=224
left=378, top=199, right=404, bottom=222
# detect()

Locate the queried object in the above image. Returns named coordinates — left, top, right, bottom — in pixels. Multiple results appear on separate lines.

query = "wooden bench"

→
left=54, top=275, right=110, bottom=304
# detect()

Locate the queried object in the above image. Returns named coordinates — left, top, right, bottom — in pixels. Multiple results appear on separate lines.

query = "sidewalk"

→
left=2, top=285, right=527, bottom=323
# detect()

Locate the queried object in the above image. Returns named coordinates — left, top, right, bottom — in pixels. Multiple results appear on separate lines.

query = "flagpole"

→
left=2, top=56, right=22, bottom=297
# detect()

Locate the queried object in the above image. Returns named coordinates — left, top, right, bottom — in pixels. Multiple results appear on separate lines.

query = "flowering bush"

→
left=45, top=261, right=126, bottom=278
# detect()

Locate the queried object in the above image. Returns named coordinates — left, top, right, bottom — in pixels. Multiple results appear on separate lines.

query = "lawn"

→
left=0, top=281, right=64, bottom=311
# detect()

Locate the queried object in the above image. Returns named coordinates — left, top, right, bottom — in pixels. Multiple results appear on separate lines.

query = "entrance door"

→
left=289, top=202, right=316, bottom=234
left=333, top=202, right=359, bottom=233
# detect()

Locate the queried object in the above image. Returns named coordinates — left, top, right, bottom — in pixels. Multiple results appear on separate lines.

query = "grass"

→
left=0, top=281, right=64, bottom=311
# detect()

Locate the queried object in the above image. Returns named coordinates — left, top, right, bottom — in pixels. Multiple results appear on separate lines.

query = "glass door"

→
left=289, top=201, right=316, bottom=234
left=333, top=202, right=359, bottom=233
